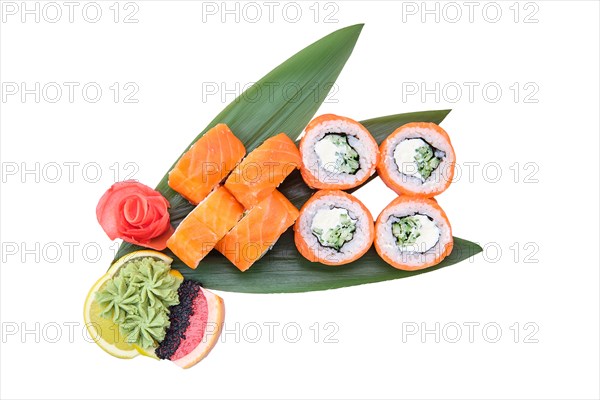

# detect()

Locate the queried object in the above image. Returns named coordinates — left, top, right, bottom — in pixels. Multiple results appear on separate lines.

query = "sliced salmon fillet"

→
left=215, top=190, right=299, bottom=272
left=169, top=124, right=246, bottom=204
left=225, top=133, right=300, bottom=209
left=167, top=187, right=244, bottom=269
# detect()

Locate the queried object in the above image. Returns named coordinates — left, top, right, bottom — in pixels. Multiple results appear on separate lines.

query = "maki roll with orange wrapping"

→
left=378, top=122, right=455, bottom=197
left=168, top=124, right=246, bottom=205
left=294, top=190, right=374, bottom=266
left=299, top=114, right=379, bottom=190
left=215, top=190, right=299, bottom=272
left=374, top=197, right=453, bottom=271
left=225, top=133, right=301, bottom=209
left=167, top=186, right=244, bottom=269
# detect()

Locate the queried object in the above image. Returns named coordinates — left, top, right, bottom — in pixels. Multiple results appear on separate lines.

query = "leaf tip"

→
left=335, top=23, right=364, bottom=38
left=348, top=23, right=365, bottom=34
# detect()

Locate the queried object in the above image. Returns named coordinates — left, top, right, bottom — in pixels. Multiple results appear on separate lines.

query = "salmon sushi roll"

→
left=167, top=186, right=244, bottom=269
left=225, top=133, right=301, bottom=209
left=169, top=124, right=246, bottom=204
left=294, top=190, right=374, bottom=266
left=374, top=197, right=453, bottom=271
left=215, top=190, right=299, bottom=272
left=299, top=114, right=379, bottom=190
left=378, top=122, right=455, bottom=198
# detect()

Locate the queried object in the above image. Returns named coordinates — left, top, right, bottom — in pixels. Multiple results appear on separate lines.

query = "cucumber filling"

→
left=311, top=207, right=357, bottom=251
left=393, top=138, right=444, bottom=181
left=391, top=214, right=440, bottom=253
left=314, top=133, right=360, bottom=174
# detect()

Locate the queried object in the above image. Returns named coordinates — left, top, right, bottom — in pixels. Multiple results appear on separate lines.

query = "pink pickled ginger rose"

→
left=96, top=180, right=174, bottom=250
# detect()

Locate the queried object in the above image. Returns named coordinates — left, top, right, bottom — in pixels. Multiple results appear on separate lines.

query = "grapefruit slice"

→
left=155, top=281, right=225, bottom=368
left=172, top=288, right=224, bottom=368
left=83, top=250, right=178, bottom=359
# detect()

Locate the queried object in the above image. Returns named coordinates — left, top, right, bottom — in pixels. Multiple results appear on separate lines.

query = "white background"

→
left=1, top=1, right=599, bottom=399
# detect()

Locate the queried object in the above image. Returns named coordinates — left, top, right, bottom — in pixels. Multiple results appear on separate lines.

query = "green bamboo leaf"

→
left=112, top=25, right=482, bottom=294
left=177, top=235, right=480, bottom=293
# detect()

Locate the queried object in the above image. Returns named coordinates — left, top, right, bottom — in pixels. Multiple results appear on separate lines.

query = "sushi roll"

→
left=167, top=186, right=244, bottom=269
left=299, top=114, right=379, bottom=190
left=374, top=197, right=453, bottom=271
left=378, top=122, right=455, bottom=197
left=225, top=133, right=301, bottom=209
left=169, top=124, right=246, bottom=204
left=215, top=190, right=299, bottom=272
left=294, top=190, right=374, bottom=266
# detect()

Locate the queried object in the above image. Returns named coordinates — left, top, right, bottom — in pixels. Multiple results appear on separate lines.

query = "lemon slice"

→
left=83, top=250, right=179, bottom=359
left=133, top=344, right=160, bottom=359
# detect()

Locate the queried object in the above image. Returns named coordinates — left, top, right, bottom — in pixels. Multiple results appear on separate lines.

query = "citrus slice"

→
left=83, top=250, right=177, bottom=359
left=133, top=344, right=159, bottom=359
left=172, top=287, right=225, bottom=369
